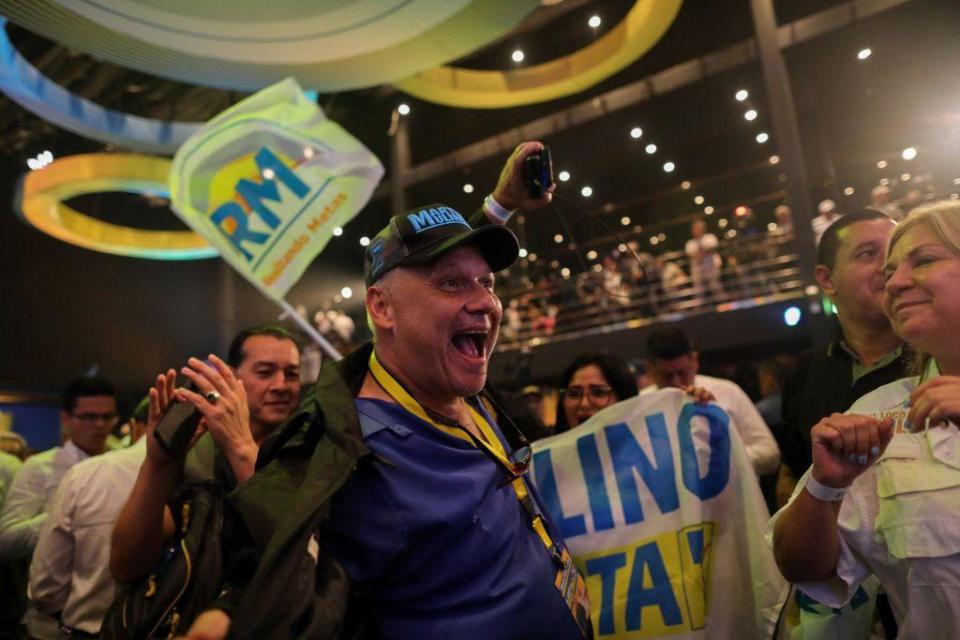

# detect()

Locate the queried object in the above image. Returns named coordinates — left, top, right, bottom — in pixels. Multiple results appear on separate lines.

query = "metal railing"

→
left=496, top=229, right=807, bottom=351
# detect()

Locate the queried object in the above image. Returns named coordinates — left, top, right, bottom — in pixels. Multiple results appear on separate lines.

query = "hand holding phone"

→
left=524, top=146, right=554, bottom=199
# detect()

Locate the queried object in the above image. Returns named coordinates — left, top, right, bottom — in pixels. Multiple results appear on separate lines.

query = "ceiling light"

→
left=397, top=103, right=410, bottom=116
left=769, top=155, right=780, bottom=165
left=586, top=250, right=598, bottom=260
left=592, top=263, right=603, bottom=272
left=681, top=180, right=691, bottom=190
left=360, top=236, right=370, bottom=246
left=857, top=48, right=872, bottom=61
left=694, top=195, right=704, bottom=205
left=658, top=233, right=666, bottom=241
left=879, top=178, right=890, bottom=186
left=645, top=143, right=657, bottom=154
left=527, top=252, right=537, bottom=262
left=718, top=218, right=728, bottom=228
left=745, top=109, right=758, bottom=121
left=704, top=205, right=715, bottom=215
left=588, top=15, right=602, bottom=29
left=618, top=243, right=627, bottom=252
left=621, top=216, right=631, bottom=226
left=735, top=89, right=749, bottom=102
left=901, top=173, right=911, bottom=182
left=261, top=168, right=276, bottom=180
left=341, top=286, right=353, bottom=299
left=518, top=248, right=528, bottom=258
left=558, top=170, right=571, bottom=182
left=554, top=233, right=564, bottom=243
left=463, top=183, right=474, bottom=193
left=581, top=186, right=593, bottom=197
left=877, top=160, right=888, bottom=169
left=650, top=236, right=659, bottom=245
left=663, top=161, right=675, bottom=173
left=560, top=267, right=571, bottom=278
left=756, top=132, right=769, bottom=144
left=511, top=49, right=525, bottom=63
left=843, top=186, right=855, bottom=196
left=901, top=147, right=918, bottom=161
left=630, top=127, right=643, bottom=139
left=332, top=226, right=343, bottom=237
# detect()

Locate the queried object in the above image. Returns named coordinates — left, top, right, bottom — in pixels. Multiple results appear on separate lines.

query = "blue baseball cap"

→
left=364, top=204, right=519, bottom=286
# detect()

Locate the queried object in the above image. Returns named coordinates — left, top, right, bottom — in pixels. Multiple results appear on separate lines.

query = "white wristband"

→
left=483, top=194, right=515, bottom=223
left=805, top=474, right=848, bottom=502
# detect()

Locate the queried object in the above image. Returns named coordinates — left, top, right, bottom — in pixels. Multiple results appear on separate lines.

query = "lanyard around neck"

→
left=369, top=351, right=512, bottom=463
left=367, top=350, right=558, bottom=555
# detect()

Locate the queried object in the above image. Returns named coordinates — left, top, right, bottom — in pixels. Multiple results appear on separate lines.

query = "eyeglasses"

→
left=70, top=412, right=119, bottom=425
left=562, top=386, right=615, bottom=404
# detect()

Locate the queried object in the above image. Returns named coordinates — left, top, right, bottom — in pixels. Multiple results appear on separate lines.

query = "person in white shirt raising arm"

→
left=770, top=200, right=960, bottom=638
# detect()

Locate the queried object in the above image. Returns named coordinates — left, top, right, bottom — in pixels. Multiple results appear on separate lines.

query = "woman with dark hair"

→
left=554, top=353, right=639, bottom=433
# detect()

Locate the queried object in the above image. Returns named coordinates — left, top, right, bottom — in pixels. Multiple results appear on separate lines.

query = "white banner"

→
left=531, top=389, right=787, bottom=639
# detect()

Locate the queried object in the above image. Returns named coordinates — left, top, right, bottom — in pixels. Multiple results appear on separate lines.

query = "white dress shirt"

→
left=643, top=374, right=780, bottom=475
left=0, top=450, right=22, bottom=506
left=29, top=439, right=146, bottom=635
left=0, top=440, right=89, bottom=560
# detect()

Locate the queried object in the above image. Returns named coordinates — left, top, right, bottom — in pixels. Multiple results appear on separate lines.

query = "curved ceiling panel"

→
left=0, top=0, right=539, bottom=91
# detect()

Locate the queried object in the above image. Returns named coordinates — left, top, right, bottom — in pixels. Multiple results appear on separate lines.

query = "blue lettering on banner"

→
left=677, top=404, right=730, bottom=500
left=210, top=146, right=310, bottom=262
left=534, top=407, right=733, bottom=541
left=626, top=542, right=683, bottom=630
left=577, top=433, right=615, bottom=532
left=608, top=415, right=679, bottom=524
left=585, top=553, right=627, bottom=635
left=406, top=206, right=467, bottom=233
left=533, top=449, right=587, bottom=539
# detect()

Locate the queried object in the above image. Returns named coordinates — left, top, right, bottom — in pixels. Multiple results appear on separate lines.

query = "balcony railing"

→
left=496, top=229, right=807, bottom=351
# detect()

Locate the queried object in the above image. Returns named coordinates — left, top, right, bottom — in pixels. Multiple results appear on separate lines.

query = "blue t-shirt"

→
left=321, top=398, right=584, bottom=640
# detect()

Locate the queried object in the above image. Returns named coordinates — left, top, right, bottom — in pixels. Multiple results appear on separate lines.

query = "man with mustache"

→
left=111, top=325, right=301, bottom=582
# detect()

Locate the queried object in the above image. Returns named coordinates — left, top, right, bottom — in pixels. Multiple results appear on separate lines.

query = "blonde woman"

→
left=769, top=200, right=960, bottom=637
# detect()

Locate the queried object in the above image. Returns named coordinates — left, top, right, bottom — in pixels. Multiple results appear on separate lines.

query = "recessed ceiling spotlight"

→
left=645, top=143, right=657, bottom=154
left=511, top=49, right=525, bottom=63
left=735, top=89, right=749, bottom=102
left=745, top=109, right=758, bottom=121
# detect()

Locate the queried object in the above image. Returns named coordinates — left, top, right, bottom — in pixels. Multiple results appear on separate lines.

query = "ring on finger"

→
left=205, top=390, right=221, bottom=404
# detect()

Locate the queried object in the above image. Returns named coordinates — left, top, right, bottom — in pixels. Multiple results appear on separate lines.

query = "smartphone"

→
left=524, top=146, right=554, bottom=199
left=153, top=381, right=202, bottom=459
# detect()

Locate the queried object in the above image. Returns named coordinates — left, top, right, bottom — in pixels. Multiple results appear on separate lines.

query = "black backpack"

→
left=102, top=481, right=224, bottom=639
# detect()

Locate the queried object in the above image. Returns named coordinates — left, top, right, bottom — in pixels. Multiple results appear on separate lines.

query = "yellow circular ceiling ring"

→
left=394, top=0, right=683, bottom=109
left=17, top=154, right=218, bottom=260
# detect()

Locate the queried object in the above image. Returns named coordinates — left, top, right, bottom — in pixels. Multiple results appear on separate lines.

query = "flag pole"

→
left=277, top=298, right=342, bottom=360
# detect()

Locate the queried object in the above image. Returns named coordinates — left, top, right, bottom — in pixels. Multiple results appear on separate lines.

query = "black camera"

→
left=524, top=146, right=554, bottom=199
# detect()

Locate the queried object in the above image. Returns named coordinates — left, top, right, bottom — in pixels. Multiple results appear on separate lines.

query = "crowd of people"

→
left=1, top=141, right=959, bottom=639
left=496, top=202, right=800, bottom=343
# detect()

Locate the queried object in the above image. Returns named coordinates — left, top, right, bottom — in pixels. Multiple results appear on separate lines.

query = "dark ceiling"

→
left=2, top=0, right=959, bottom=395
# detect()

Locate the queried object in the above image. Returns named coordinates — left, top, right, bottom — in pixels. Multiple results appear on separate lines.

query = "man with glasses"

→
left=643, top=328, right=780, bottom=476
left=0, top=376, right=117, bottom=561
left=0, top=376, right=116, bottom=639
